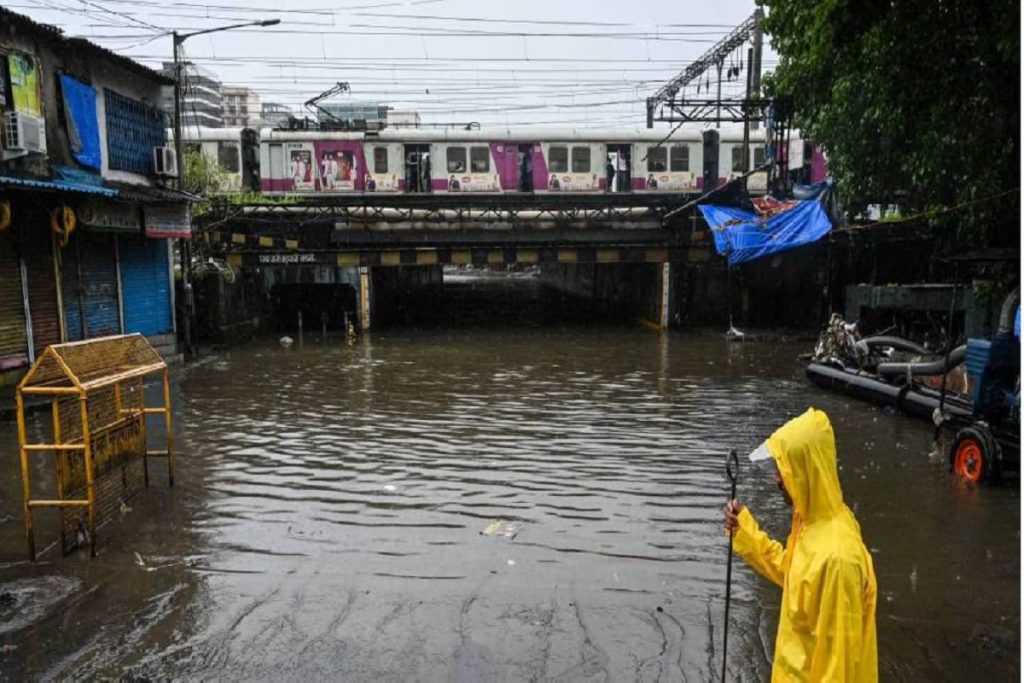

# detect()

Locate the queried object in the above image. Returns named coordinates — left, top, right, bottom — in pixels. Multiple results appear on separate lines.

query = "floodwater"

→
left=0, top=282, right=1018, bottom=680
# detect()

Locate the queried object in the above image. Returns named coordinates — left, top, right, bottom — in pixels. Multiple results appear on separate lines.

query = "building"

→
left=387, top=110, right=421, bottom=128
left=221, top=85, right=260, bottom=128
left=316, top=101, right=388, bottom=130
left=0, top=8, right=194, bottom=386
left=260, top=101, right=292, bottom=128
left=160, top=61, right=223, bottom=129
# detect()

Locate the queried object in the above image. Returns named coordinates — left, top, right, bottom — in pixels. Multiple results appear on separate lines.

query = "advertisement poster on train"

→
left=313, top=141, right=365, bottom=191
left=548, top=174, right=599, bottom=192
left=288, top=147, right=314, bottom=191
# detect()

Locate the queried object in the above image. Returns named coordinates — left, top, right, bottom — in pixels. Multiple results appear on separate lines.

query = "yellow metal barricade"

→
left=15, top=334, right=173, bottom=560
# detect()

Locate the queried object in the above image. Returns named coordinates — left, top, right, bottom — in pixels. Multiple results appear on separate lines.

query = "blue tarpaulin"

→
left=699, top=200, right=833, bottom=266
left=59, top=74, right=101, bottom=170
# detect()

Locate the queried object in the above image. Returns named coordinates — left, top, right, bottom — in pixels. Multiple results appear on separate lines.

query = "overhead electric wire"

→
left=22, top=1, right=774, bottom=129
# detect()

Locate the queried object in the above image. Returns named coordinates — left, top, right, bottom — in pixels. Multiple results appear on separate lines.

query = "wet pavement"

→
left=0, top=310, right=1018, bottom=679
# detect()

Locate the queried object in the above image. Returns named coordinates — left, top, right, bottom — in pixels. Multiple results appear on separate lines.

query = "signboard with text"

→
left=144, top=204, right=191, bottom=239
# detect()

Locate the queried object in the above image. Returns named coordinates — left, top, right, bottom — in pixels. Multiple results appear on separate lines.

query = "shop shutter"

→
left=81, top=233, right=121, bottom=338
left=119, top=236, right=172, bottom=336
left=23, top=227, right=61, bottom=355
left=0, top=233, right=28, bottom=367
left=60, top=234, right=84, bottom=342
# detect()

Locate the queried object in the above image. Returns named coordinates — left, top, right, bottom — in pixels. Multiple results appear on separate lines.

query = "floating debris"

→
left=481, top=520, right=522, bottom=540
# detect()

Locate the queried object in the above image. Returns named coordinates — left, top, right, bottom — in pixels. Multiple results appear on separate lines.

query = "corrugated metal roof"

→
left=0, top=7, right=173, bottom=86
left=0, top=175, right=118, bottom=197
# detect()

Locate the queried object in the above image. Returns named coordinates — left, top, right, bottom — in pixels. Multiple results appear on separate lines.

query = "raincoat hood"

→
left=766, top=407, right=844, bottom=524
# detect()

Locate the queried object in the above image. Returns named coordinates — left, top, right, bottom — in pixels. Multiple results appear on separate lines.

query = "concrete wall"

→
left=539, top=262, right=671, bottom=326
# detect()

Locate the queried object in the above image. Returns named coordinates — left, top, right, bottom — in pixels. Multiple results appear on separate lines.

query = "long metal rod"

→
left=79, top=396, right=96, bottom=556
left=142, top=378, right=150, bottom=488
left=164, top=368, right=175, bottom=487
left=715, top=61, right=723, bottom=130
left=937, top=270, right=960, bottom=428
left=172, top=31, right=193, bottom=359
left=52, top=397, right=65, bottom=551
left=16, top=392, right=34, bottom=561
left=722, top=449, right=739, bottom=683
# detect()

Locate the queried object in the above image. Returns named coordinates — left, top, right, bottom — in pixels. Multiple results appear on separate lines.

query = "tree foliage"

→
left=182, top=148, right=237, bottom=214
left=762, top=0, right=1019, bottom=245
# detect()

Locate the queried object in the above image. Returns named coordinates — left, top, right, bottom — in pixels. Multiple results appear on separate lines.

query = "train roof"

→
left=165, top=125, right=765, bottom=144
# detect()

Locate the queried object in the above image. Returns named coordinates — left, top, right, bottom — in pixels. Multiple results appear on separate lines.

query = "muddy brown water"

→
left=0, top=325, right=1018, bottom=679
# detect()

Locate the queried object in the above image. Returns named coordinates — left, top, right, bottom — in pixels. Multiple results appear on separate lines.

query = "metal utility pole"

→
left=171, top=19, right=279, bottom=355
left=742, top=47, right=753, bottom=175
left=751, top=16, right=763, bottom=130
left=716, top=61, right=723, bottom=129
left=646, top=9, right=766, bottom=127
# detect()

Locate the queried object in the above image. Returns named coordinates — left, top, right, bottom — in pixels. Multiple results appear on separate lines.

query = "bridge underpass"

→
left=195, top=192, right=708, bottom=333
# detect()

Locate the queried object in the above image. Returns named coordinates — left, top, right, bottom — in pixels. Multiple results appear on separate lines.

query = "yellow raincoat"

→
left=732, top=408, right=877, bottom=681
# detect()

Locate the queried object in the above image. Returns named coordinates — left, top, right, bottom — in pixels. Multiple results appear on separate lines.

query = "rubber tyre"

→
left=950, top=425, right=1002, bottom=484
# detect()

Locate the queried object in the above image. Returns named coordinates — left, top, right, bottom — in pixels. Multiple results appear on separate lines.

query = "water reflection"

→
left=0, top=328, right=1017, bottom=679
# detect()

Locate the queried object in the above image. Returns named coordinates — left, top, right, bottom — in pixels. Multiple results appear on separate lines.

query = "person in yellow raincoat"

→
left=724, top=407, right=877, bottom=681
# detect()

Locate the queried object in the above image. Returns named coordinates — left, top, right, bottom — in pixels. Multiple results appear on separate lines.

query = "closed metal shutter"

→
left=119, top=236, right=172, bottom=336
left=60, top=233, right=84, bottom=342
left=81, top=233, right=121, bottom=338
left=61, top=232, right=122, bottom=340
left=0, top=233, right=28, bottom=368
left=23, top=227, right=61, bottom=355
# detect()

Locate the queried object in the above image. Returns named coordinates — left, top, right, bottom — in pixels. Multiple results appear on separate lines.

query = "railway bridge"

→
left=195, top=191, right=717, bottom=333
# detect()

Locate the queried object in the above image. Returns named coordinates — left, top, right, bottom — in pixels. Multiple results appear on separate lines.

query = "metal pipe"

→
left=28, top=500, right=90, bottom=508
left=53, top=397, right=65, bottom=550
left=164, top=368, right=174, bottom=487
left=937, top=278, right=959, bottom=422
left=856, top=336, right=931, bottom=357
left=16, top=392, right=34, bottom=561
left=721, top=449, right=739, bottom=683
left=876, top=345, right=966, bottom=377
left=79, top=396, right=96, bottom=556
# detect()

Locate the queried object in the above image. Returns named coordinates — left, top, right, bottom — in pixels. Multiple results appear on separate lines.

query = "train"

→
left=180, top=125, right=827, bottom=197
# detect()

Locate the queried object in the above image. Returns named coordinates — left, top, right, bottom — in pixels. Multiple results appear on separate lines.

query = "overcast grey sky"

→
left=15, top=0, right=775, bottom=130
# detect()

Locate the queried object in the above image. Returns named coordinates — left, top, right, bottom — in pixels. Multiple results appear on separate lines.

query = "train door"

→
left=404, top=144, right=431, bottom=193
left=518, top=144, right=534, bottom=192
left=268, top=143, right=284, bottom=192
left=606, top=144, right=632, bottom=193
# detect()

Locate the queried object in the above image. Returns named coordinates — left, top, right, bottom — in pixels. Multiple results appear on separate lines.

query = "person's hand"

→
left=724, top=499, right=744, bottom=534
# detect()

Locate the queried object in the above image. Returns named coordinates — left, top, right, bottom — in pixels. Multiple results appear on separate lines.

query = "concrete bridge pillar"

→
left=358, top=266, right=372, bottom=331
left=659, top=262, right=673, bottom=330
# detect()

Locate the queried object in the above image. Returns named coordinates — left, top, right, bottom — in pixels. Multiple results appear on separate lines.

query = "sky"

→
left=12, top=0, right=776, bottom=131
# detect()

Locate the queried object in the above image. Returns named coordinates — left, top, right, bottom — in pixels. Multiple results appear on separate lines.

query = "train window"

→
left=670, top=145, right=689, bottom=172
left=571, top=146, right=590, bottom=173
left=753, top=146, right=766, bottom=168
left=470, top=146, right=490, bottom=173
left=447, top=147, right=467, bottom=173
left=373, top=147, right=388, bottom=174
left=218, top=143, right=240, bottom=173
left=549, top=146, right=568, bottom=173
left=731, top=146, right=744, bottom=172
left=646, top=146, right=668, bottom=173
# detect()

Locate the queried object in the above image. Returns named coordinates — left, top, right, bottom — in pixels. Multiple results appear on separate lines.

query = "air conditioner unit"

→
left=3, top=111, right=46, bottom=156
left=153, top=146, right=178, bottom=177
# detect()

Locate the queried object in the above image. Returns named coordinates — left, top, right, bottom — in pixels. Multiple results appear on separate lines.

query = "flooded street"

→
left=0, top=315, right=1018, bottom=679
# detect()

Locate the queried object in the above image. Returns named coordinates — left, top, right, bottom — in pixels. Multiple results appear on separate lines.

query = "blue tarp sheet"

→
left=699, top=200, right=833, bottom=266
left=60, top=74, right=101, bottom=170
